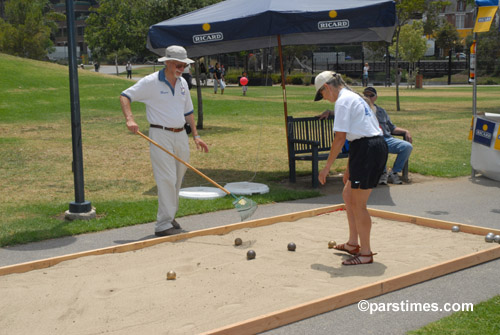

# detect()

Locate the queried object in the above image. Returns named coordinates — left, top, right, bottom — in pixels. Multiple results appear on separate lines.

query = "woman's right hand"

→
left=319, top=167, right=330, bottom=185
left=343, top=168, right=349, bottom=184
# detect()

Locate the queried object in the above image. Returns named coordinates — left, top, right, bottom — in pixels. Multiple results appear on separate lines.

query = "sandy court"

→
left=0, top=210, right=497, bottom=334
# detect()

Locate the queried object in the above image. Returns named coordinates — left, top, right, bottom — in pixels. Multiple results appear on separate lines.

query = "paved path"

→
left=1, top=174, right=499, bottom=334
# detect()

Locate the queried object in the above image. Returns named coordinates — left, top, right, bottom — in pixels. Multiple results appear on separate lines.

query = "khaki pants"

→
left=149, top=127, right=189, bottom=232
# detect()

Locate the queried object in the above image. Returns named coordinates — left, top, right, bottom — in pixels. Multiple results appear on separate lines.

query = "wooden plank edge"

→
left=368, top=208, right=500, bottom=236
left=203, top=245, right=500, bottom=335
left=0, top=204, right=344, bottom=277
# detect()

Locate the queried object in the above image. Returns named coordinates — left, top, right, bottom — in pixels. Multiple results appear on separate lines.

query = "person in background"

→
left=363, top=87, right=413, bottom=185
left=362, top=62, right=370, bottom=87
left=208, top=65, right=214, bottom=79
left=241, top=71, right=248, bottom=96
left=314, top=71, right=387, bottom=266
left=119, top=45, right=209, bottom=237
left=200, top=62, right=207, bottom=86
left=182, top=64, right=193, bottom=90
left=126, top=61, right=132, bottom=79
left=213, top=63, right=224, bottom=94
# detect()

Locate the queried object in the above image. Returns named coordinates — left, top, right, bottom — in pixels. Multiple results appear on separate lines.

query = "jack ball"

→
left=166, top=270, right=176, bottom=280
left=234, top=238, right=243, bottom=246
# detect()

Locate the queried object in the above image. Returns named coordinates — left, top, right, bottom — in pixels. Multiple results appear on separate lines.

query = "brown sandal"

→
left=333, top=242, right=360, bottom=255
left=342, top=252, right=377, bottom=265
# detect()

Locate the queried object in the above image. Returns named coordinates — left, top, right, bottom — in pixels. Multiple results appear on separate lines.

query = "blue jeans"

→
left=384, top=136, right=413, bottom=173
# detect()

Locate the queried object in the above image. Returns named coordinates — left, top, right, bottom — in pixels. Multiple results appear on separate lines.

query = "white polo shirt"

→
left=333, top=88, right=382, bottom=142
left=121, top=69, right=194, bottom=128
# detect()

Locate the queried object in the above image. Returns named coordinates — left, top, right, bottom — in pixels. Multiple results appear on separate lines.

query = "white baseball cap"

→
left=314, top=71, right=337, bottom=101
left=158, top=45, right=194, bottom=64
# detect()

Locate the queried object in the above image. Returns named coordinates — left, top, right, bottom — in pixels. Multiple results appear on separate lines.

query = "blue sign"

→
left=475, top=0, right=499, bottom=6
left=473, top=118, right=496, bottom=147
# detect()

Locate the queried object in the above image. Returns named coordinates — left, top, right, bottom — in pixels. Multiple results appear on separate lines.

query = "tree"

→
left=85, top=0, right=222, bottom=69
left=391, top=21, right=427, bottom=89
left=475, top=24, right=500, bottom=76
left=393, top=0, right=449, bottom=109
left=145, top=0, right=221, bottom=29
left=281, top=45, right=314, bottom=75
left=85, top=0, right=150, bottom=74
left=0, top=0, right=63, bottom=60
left=435, top=22, right=461, bottom=85
left=364, top=41, right=388, bottom=60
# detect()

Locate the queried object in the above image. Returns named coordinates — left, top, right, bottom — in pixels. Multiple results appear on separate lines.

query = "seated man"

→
left=363, top=87, right=413, bottom=184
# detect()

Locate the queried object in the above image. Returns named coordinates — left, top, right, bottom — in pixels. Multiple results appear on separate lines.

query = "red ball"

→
left=240, top=77, right=248, bottom=86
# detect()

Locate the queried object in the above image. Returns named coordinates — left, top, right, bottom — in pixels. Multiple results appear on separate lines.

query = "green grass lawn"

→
left=1, top=52, right=500, bottom=247
left=408, top=295, right=500, bottom=335
left=1, top=53, right=500, bottom=333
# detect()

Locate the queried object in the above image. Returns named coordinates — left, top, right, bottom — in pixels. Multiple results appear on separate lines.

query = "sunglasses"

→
left=364, top=93, right=375, bottom=98
left=174, top=63, right=188, bottom=69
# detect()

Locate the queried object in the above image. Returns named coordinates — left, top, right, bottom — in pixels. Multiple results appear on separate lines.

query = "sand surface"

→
left=0, top=211, right=496, bottom=334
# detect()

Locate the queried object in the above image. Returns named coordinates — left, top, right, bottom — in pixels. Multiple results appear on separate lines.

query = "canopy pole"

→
left=277, top=35, right=290, bottom=164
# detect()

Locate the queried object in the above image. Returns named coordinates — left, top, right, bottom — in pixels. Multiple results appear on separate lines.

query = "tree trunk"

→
left=385, top=43, right=391, bottom=87
left=115, top=54, right=119, bottom=76
left=194, top=59, right=203, bottom=129
left=447, top=49, right=452, bottom=85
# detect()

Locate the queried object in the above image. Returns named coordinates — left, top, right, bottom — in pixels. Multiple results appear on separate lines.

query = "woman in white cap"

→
left=314, top=71, right=387, bottom=265
left=120, top=45, right=209, bottom=237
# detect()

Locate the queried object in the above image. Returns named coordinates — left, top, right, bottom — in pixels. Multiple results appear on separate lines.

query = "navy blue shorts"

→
left=348, top=136, right=388, bottom=189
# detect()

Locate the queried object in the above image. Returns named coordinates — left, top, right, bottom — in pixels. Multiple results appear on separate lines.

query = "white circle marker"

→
left=179, top=187, right=226, bottom=200
left=224, top=182, right=269, bottom=195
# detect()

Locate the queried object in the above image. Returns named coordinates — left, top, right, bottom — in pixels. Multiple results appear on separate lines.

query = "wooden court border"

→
left=1, top=205, right=499, bottom=334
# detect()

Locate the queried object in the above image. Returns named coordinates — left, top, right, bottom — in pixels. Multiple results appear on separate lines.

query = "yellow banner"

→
left=474, top=6, right=498, bottom=32
left=469, top=116, right=474, bottom=140
left=495, top=125, right=500, bottom=150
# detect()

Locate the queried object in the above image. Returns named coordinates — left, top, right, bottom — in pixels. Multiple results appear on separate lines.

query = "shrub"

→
left=290, top=75, right=303, bottom=85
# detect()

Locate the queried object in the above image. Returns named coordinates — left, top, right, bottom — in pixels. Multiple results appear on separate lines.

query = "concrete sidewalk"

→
left=1, top=175, right=499, bottom=334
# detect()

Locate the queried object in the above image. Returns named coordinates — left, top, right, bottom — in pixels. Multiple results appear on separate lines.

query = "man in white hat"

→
left=120, top=45, right=209, bottom=237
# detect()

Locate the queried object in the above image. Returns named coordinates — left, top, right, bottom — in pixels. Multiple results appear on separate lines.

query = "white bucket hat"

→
left=314, top=71, right=337, bottom=101
left=158, top=45, right=194, bottom=64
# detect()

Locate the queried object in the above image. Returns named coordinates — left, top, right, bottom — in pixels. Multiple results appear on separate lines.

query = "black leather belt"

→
left=150, top=124, right=185, bottom=132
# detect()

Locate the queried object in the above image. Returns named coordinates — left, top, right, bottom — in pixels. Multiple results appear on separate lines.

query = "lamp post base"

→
left=65, top=201, right=95, bottom=221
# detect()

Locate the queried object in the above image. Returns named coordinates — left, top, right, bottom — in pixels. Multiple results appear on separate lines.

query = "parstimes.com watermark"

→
left=358, top=300, right=474, bottom=315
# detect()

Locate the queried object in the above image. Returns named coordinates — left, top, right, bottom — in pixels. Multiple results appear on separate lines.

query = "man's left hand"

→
left=194, top=138, right=209, bottom=153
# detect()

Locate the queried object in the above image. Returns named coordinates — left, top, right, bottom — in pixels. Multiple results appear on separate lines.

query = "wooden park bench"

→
left=287, top=116, right=409, bottom=188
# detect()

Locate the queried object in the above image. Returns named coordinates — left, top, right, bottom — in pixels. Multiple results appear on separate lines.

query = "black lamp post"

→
left=66, top=0, right=92, bottom=214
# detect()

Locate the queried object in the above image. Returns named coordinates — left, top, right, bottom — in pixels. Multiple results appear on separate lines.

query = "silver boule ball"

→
left=485, top=233, right=494, bottom=243
left=451, top=225, right=460, bottom=232
left=247, top=250, right=256, bottom=260
left=494, top=235, right=500, bottom=243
